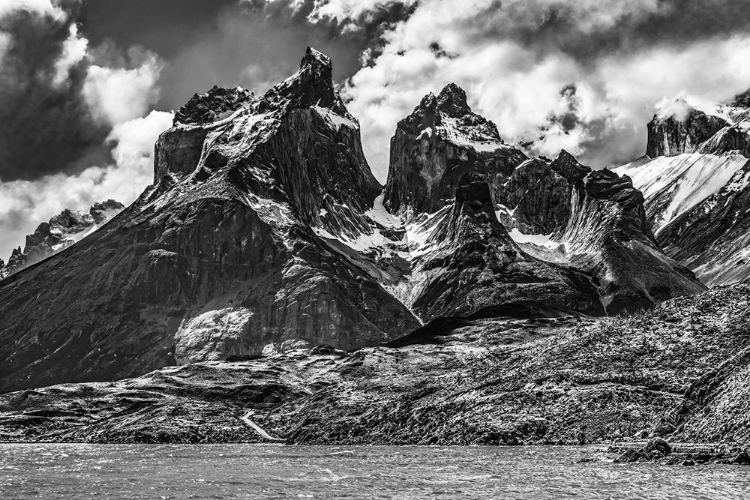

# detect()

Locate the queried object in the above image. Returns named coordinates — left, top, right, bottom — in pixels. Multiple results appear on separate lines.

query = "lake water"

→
left=1, top=444, right=748, bottom=499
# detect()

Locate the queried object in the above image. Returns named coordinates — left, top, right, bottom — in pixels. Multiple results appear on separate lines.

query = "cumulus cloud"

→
left=334, top=0, right=750, bottom=179
left=51, top=23, right=87, bottom=86
left=0, top=0, right=69, bottom=20
left=83, top=50, right=163, bottom=126
left=0, top=0, right=106, bottom=181
left=0, top=0, right=164, bottom=181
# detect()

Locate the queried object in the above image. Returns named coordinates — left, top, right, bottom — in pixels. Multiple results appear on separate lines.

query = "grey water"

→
left=1, top=444, right=748, bottom=499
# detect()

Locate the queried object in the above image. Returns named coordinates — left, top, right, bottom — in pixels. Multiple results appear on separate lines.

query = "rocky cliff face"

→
left=619, top=91, right=750, bottom=286
left=0, top=48, right=419, bottom=394
left=491, top=153, right=704, bottom=313
left=0, top=199, right=124, bottom=279
left=646, top=108, right=729, bottom=158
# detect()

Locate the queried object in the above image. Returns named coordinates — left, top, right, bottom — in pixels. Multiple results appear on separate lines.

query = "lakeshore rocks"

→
left=612, top=442, right=750, bottom=466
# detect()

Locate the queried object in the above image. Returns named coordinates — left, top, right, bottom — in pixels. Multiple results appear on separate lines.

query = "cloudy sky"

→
left=2, top=0, right=750, bottom=259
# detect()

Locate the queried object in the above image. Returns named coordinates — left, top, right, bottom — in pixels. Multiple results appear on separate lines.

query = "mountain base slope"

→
left=2, top=284, right=749, bottom=447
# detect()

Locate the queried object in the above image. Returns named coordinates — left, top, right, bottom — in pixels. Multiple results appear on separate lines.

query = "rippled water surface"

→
left=1, top=444, right=748, bottom=499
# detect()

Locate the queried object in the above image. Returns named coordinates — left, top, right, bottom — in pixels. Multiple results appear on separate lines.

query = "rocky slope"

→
left=2, top=282, right=748, bottom=446
left=0, top=48, right=420, bottom=394
left=497, top=154, right=704, bottom=313
left=0, top=200, right=124, bottom=280
left=617, top=91, right=750, bottom=286
left=405, top=173, right=604, bottom=320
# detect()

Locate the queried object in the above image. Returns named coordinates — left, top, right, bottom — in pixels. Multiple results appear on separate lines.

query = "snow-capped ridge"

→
left=615, top=153, right=749, bottom=234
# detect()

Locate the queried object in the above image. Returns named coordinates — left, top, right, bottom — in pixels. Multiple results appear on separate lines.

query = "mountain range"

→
left=0, top=48, right=749, bottom=451
left=0, top=200, right=124, bottom=280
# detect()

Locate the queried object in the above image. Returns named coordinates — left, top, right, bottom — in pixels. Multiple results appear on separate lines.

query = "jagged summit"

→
left=153, top=47, right=376, bottom=221
left=260, top=46, right=353, bottom=121
left=435, top=83, right=472, bottom=117
left=172, top=47, right=352, bottom=133
left=385, top=85, right=522, bottom=214
left=550, top=150, right=590, bottom=184
left=300, top=46, right=331, bottom=71
left=397, top=83, right=502, bottom=142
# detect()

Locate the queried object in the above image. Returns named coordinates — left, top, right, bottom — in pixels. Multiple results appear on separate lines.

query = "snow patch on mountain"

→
left=508, top=229, right=558, bottom=248
left=615, top=153, right=748, bottom=233
left=366, top=194, right=402, bottom=228
left=312, top=105, right=358, bottom=130
left=434, top=115, right=507, bottom=153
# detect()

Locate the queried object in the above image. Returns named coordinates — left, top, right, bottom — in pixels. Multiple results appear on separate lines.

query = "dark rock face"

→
left=494, top=157, right=575, bottom=234
left=410, top=174, right=604, bottom=320
left=383, top=84, right=526, bottom=215
left=157, top=87, right=257, bottom=183
left=697, top=124, right=750, bottom=157
left=0, top=48, right=419, bottom=394
left=495, top=154, right=704, bottom=314
left=646, top=108, right=729, bottom=157
left=154, top=126, right=211, bottom=183
left=564, top=166, right=704, bottom=313
left=0, top=200, right=124, bottom=279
